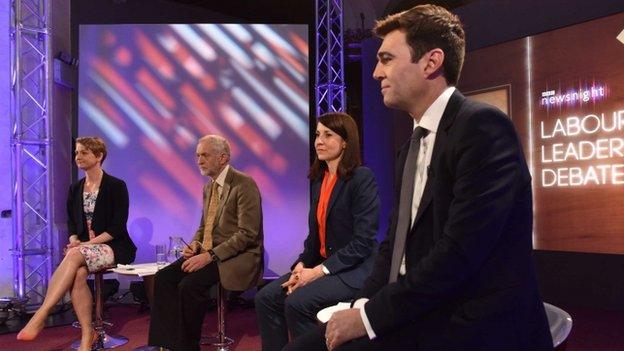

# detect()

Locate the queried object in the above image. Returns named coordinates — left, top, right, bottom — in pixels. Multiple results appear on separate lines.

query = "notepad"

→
left=316, top=302, right=352, bottom=323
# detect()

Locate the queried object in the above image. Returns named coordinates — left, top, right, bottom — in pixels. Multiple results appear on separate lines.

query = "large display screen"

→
left=78, top=23, right=310, bottom=275
left=461, top=13, right=624, bottom=254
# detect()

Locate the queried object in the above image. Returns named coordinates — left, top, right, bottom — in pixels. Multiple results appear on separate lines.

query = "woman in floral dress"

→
left=17, top=137, right=136, bottom=351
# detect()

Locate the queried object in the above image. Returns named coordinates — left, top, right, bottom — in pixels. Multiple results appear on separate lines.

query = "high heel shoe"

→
left=16, top=329, right=36, bottom=341
left=16, top=318, right=44, bottom=341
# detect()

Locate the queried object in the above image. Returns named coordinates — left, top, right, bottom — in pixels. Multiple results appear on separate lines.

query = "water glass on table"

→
left=156, top=244, right=167, bottom=267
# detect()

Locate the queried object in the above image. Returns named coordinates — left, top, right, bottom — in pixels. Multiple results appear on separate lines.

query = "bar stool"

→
left=544, top=302, right=573, bottom=350
left=201, top=282, right=234, bottom=351
left=71, top=270, right=128, bottom=350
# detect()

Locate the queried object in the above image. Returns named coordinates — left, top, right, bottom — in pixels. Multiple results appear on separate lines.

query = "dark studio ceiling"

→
left=160, top=0, right=474, bottom=29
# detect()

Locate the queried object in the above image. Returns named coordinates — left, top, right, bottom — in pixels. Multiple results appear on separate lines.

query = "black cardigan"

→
left=67, top=172, right=137, bottom=264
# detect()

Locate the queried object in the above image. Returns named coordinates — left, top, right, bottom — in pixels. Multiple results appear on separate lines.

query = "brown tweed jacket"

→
left=191, top=166, right=263, bottom=291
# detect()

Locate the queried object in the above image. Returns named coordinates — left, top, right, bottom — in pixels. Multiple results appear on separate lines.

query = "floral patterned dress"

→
left=78, top=190, right=115, bottom=272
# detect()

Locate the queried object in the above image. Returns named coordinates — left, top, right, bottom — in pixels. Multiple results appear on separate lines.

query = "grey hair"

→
left=199, top=134, right=231, bottom=158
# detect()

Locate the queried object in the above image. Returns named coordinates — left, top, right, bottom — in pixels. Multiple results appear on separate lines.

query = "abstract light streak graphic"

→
left=274, top=76, right=309, bottom=114
left=139, top=136, right=204, bottom=199
left=79, top=97, right=129, bottom=147
left=136, top=83, right=174, bottom=121
left=168, top=24, right=217, bottom=62
left=79, top=24, right=310, bottom=274
left=232, top=63, right=308, bottom=141
left=138, top=173, right=193, bottom=223
left=90, top=94, right=128, bottom=129
left=197, top=24, right=254, bottom=69
left=251, top=42, right=278, bottom=68
left=89, top=70, right=168, bottom=148
left=136, top=68, right=176, bottom=110
left=135, top=29, right=176, bottom=80
left=218, top=103, right=288, bottom=174
left=231, top=87, right=282, bottom=139
left=251, top=24, right=299, bottom=56
left=222, top=24, right=253, bottom=44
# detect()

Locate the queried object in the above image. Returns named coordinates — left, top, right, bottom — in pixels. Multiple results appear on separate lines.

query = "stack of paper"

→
left=113, top=263, right=165, bottom=276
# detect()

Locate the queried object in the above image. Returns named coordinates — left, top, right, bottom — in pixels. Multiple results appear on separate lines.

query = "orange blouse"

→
left=316, top=171, right=338, bottom=258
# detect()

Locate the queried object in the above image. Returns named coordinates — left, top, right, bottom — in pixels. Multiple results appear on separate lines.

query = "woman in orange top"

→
left=256, top=112, right=380, bottom=351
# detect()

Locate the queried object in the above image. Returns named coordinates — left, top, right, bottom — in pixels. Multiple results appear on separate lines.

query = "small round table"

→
left=111, top=262, right=169, bottom=351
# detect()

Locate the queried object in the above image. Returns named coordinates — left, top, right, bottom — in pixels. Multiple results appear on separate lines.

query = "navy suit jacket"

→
left=360, top=91, right=553, bottom=350
left=295, top=166, right=380, bottom=289
left=67, top=172, right=137, bottom=264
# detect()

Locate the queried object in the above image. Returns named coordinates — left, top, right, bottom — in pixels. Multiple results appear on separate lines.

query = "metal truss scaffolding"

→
left=10, top=0, right=53, bottom=310
left=315, top=0, right=345, bottom=115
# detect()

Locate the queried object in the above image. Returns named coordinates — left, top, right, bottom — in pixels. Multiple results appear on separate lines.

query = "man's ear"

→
left=423, top=48, right=445, bottom=79
left=221, top=153, right=230, bottom=166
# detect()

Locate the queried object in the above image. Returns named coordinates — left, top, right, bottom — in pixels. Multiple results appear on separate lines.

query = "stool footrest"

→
left=200, top=334, right=234, bottom=346
left=70, top=331, right=129, bottom=350
left=71, top=320, right=114, bottom=329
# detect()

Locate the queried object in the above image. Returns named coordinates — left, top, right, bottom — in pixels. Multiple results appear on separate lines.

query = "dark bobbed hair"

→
left=308, top=112, right=362, bottom=181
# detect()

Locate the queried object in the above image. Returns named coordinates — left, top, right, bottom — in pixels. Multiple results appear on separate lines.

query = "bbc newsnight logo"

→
left=540, top=84, right=607, bottom=108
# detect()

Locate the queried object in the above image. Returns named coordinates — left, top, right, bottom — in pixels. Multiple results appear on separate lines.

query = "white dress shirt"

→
left=213, top=164, right=230, bottom=198
left=359, top=86, right=456, bottom=339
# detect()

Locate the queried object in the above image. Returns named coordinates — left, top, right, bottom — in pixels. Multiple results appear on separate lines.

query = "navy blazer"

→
left=67, top=172, right=137, bottom=264
left=295, top=166, right=380, bottom=289
left=360, top=91, right=552, bottom=350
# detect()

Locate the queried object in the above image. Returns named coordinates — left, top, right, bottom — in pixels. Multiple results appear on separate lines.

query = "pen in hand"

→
left=179, top=237, right=192, bottom=250
left=179, top=237, right=200, bottom=257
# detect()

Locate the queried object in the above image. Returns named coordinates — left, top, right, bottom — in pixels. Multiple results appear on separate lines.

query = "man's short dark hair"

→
left=373, top=4, right=465, bottom=85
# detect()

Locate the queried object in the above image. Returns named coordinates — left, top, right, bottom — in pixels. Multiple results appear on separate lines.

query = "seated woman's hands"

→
left=282, top=262, right=326, bottom=295
left=281, top=262, right=303, bottom=294
left=64, top=235, right=81, bottom=254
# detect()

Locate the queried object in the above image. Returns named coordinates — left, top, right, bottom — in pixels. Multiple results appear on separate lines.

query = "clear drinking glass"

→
left=155, top=244, right=167, bottom=266
left=169, top=236, right=185, bottom=260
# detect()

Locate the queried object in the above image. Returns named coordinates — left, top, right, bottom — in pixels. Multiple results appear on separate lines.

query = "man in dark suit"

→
left=286, top=4, right=552, bottom=351
left=148, top=134, right=263, bottom=351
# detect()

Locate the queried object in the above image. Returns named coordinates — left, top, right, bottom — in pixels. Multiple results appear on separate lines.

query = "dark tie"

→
left=389, top=126, right=427, bottom=283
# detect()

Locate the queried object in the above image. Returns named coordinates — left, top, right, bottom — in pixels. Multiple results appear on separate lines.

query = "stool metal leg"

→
left=201, top=283, right=234, bottom=351
left=71, top=272, right=129, bottom=350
